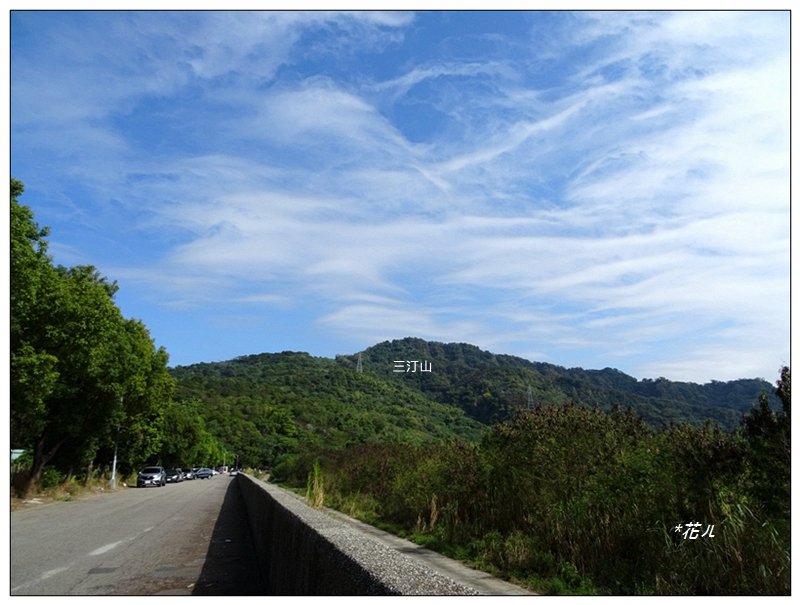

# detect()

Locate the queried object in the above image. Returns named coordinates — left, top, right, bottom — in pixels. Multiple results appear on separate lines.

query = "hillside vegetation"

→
left=169, top=338, right=776, bottom=474
left=282, top=367, right=791, bottom=595
left=171, top=351, right=485, bottom=470
left=338, top=337, right=777, bottom=430
left=167, top=340, right=790, bottom=595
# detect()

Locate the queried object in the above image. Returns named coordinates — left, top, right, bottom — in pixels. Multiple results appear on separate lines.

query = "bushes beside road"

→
left=277, top=369, right=790, bottom=595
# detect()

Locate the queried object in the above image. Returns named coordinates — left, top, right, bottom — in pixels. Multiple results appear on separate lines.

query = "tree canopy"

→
left=10, top=178, right=206, bottom=495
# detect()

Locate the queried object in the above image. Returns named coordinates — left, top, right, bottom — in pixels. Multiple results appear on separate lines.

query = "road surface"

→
left=10, top=474, right=264, bottom=595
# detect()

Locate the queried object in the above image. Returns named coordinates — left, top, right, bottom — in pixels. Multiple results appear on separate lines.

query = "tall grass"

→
left=305, top=460, right=325, bottom=509
left=284, top=404, right=789, bottom=595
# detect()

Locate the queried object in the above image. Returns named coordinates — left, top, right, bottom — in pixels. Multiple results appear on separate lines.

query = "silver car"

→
left=194, top=467, right=213, bottom=479
left=137, top=466, right=166, bottom=487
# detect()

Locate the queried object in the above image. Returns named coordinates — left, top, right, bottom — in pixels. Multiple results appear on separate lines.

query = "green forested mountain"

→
left=170, top=351, right=485, bottom=469
left=171, top=337, right=775, bottom=470
left=336, top=337, right=777, bottom=430
left=171, top=340, right=788, bottom=595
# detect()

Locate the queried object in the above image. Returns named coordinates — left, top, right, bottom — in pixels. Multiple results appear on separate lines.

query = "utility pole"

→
left=110, top=396, right=122, bottom=489
left=110, top=437, right=118, bottom=489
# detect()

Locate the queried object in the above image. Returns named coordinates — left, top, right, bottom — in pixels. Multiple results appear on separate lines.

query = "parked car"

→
left=183, top=468, right=194, bottom=480
left=165, top=468, right=183, bottom=483
left=137, top=466, right=166, bottom=488
left=195, top=467, right=213, bottom=479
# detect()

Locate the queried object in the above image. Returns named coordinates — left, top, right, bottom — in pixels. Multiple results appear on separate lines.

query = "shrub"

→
left=281, top=390, right=790, bottom=595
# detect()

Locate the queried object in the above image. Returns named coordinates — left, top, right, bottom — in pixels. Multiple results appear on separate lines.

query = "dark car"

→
left=195, top=467, right=213, bottom=480
left=165, top=468, right=183, bottom=483
left=137, top=466, right=166, bottom=488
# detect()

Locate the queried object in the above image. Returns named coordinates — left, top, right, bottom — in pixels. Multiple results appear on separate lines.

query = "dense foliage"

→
left=168, top=337, right=789, bottom=594
left=170, top=351, right=486, bottom=471
left=282, top=369, right=790, bottom=595
left=171, top=337, right=776, bottom=478
left=340, top=337, right=778, bottom=429
left=10, top=179, right=223, bottom=495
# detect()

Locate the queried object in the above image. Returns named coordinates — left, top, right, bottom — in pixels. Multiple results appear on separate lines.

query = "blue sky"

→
left=9, top=10, right=790, bottom=383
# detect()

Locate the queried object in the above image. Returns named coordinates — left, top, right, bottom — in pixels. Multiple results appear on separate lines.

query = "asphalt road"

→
left=10, top=474, right=265, bottom=596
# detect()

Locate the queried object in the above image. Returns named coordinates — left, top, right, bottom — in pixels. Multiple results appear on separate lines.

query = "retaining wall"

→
left=237, top=474, right=478, bottom=595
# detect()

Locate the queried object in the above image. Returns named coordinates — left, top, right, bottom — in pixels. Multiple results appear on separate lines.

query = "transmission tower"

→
left=527, top=385, right=534, bottom=409
left=356, top=352, right=363, bottom=373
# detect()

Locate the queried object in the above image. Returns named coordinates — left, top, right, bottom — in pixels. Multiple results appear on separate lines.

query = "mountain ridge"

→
left=169, top=347, right=487, bottom=469
left=173, top=336, right=776, bottom=434
left=333, top=337, right=776, bottom=430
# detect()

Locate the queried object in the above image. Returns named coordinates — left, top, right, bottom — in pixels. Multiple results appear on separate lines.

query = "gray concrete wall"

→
left=237, top=474, right=478, bottom=595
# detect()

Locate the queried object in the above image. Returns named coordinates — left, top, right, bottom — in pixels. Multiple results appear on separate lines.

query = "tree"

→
left=741, top=367, right=790, bottom=518
left=158, top=398, right=224, bottom=468
left=10, top=179, right=60, bottom=461
left=776, top=365, right=790, bottom=421
left=10, top=179, right=174, bottom=495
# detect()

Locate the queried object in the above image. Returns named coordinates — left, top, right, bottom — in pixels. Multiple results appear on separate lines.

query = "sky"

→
left=9, top=9, right=790, bottom=384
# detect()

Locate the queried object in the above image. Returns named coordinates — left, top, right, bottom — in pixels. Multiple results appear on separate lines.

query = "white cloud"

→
left=11, top=11, right=789, bottom=382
